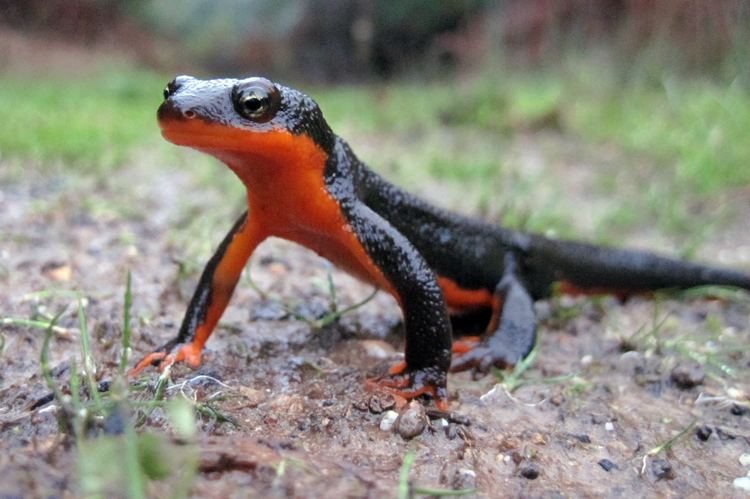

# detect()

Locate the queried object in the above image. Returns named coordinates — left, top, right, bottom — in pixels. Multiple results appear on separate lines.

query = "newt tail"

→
left=525, top=235, right=750, bottom=299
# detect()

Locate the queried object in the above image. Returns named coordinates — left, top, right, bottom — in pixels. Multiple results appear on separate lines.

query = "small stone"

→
left=727, top=387, right=746, bottom=400
left=604, top=422, right=615, bottom=432
left=368, top=393, right=396, bottom=413
left=695, top=425, right=712, bottom=441
left=497, top=434, right=521, bottom=451
left=550, top=394, right=564, bottom=406
left=581, top=355, right=593, bottom=366
left=650, top=459, right=675, bottom=480
left=352, top=399, right=369, bottom=412
left=102, top=404, right=126, bottom=435
left=451, top=468, right=476, bottom=490
left=591, top=414, right=607, bottom=424
left=519, top=462, right=540, bottom=480
left=733, top=476, right=750, bottom=492
left=531, top=433, right=546, bottom=445
left=730, top=403, right=749, bottom=416
left=379, top=410, right=399, bottom=431
left=740, top=454, right=750, bottom=467
left=617, top=350, right=643, bottom=371
left=396, top=401, right=427, bottom=439
left=598, top=459, right=616, bottom=472
left=575, top=434, right=592, bottom=444
left=446, top=423, right=459, bottom=440
left=358, top=339, right=396, bottom=359
left=716, top=427, right=736, bottom=440
left=237, top=386, right=267, bottom=407
left=670, top=364, right=705, bottom=389
left=41, top=261, right=72, bottom=282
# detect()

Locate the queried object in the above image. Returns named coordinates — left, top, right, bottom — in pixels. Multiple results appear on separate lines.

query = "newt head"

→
left=157, top=75, right=333, bottom=173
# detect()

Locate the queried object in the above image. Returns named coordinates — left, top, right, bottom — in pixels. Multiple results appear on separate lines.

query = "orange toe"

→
left=127, top=352, right=167, bottom=378
left=387, top=361, right=407, bottom=376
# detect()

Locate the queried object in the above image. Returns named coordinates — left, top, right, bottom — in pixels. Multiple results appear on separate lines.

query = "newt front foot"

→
left=366, top=362, right=449, bottom=411
left=128, top=340, right=202, bottom=377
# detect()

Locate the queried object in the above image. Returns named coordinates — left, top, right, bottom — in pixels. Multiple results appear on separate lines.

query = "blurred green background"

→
left=1, top=0, right=749, bottom=251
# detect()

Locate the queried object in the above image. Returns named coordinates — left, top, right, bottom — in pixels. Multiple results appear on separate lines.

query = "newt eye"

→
left=232, top=78, right=280, bottom=123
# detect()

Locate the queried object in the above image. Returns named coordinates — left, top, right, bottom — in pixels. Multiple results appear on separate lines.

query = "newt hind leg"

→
left=450, top=253, right=537, bottom=373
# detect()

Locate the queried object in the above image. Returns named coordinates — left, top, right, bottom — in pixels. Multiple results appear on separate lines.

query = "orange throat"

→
left=161, top=117, right=396, bottom=297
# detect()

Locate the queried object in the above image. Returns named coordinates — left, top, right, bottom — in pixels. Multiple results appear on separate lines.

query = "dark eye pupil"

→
left=245, top=95, right=263, bottom=112
left=163, top=85, right=170, bottom=100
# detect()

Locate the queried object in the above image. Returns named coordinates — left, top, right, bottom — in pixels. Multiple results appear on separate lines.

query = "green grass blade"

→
left=40, top=308, right=69, bottom=401
left=119, top=271, right=133, bottom=375
left=397, top=451, right=415, bottom=499
left=77, top=298, right=103, bottom=411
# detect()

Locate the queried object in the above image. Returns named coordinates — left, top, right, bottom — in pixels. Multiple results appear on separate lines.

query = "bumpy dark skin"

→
left=130, top=75, right=750, bottom=410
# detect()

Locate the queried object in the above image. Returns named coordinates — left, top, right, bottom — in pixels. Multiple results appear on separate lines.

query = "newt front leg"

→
left=345, top=202, right=453, bottom=409
left=129, top=210, right=266, bottom=375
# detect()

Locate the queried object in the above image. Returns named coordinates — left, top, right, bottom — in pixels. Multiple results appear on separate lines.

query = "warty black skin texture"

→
left=141, top=75, right=750, bottom=398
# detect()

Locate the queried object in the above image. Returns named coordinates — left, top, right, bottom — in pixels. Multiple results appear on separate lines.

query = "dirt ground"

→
left=1, top=135, right=749, bottom=498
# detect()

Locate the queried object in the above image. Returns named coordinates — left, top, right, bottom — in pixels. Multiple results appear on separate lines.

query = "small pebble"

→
left=519, top=462, right=540, bottom=480
left=728, top=387, right=746, bottom=400
left=446, top=423, right=458, bottom=440
left=497, top=434, right=521, bottom=451
left=591, top=414, right=607, bottom=424
left=734, top=477, right=750, bottom=492
left=549, top=394, right=564, bottom=406
left=670, top=364, right=705, bottom=389
left=575, top=434, right=592, bottom=444
left=598, top=459, right=616, bottom=472
left=730, top=404, right=749, bottom=416
left=102, top=404, right=126, bottom=435
left=650, top=459, right=675, bottom=480
left=695, top=425, right=712, bottom=441
left=716, top=427, right=736, bottom=440
left=740, top=454, right=750, bottom=467
left=604, top=422, right=614, bottom=432
left=358, top=339, right=396, bottom=359
left=352, top=399, right=369, bottom=412
left=580, top=355, right=593, bottom=366
left=379, top=410, right=399, bottom=431
left=451, top=468, right=476, bottom=490
left=396, top=401, right=427, bottom=439
left=617, top=350, right=643, bottom=371
left=531, top=432, right=546, bottom=445
left=369, top=394, right=396, bottom=413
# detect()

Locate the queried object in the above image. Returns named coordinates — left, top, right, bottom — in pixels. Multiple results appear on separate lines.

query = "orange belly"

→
left=437, top=276, right=495, bottom=311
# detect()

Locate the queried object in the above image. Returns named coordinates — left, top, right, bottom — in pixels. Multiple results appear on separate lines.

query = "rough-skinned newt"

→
left=130, top=75, right=750, bottom=410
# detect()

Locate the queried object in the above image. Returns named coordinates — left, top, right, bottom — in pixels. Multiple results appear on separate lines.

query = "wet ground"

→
left=1, top=135, right=749, bottom=498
